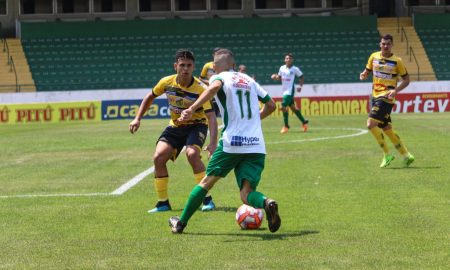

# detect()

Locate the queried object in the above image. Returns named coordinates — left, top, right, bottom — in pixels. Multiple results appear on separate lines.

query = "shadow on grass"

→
left=171, top=206, right=238, bottom=212
left=186, top=230, right=319, bottom=241
left=388, top=166, right=441, bottom=170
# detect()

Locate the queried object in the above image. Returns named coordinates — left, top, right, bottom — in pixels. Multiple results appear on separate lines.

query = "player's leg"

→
left=280, top=95, right=290, bottom=134
left=382, top=124, right=414, bottom=167
left=236, top=154, right=281, bottom=233
left=368, top=118, right=394, bottom=167
left=367, top=99, right=394, bottom=167
left=185, top=124, right=216, bottom=211
left=149, top=140, right=175, bottom=213
left=169, top=141, right=233, bottom=233
left=150, top=127, right=187, bottom=213
left=289, top=102, right=308, bottom=132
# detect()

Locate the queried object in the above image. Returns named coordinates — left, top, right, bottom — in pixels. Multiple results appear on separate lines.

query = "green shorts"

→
left=206, top=140, right=265, bottom=190
left=282, top=94, right=294, bottom=107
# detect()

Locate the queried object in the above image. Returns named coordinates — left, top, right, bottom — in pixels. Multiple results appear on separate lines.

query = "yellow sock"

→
left=384, top=129, right=409, bottom=156
left=194, top=171, right=210, bottom=197
left=369, top=127, right=389, bottom=154
left=154, top=177, right=169, bottom=201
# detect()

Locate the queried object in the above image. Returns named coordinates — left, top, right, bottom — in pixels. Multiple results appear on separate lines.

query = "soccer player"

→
left=360, top=34, right=415, bottom=168
left=200, top=47, right=222, bottom=116
left=169, top=48, right=281, bottom=234
left=238, top=64, right=256, bottom=80
left=271, top=53, right=309, bottom=133
left=199, top=47, right=221, bottom=85
left=129, top=49, right=218, bottom=212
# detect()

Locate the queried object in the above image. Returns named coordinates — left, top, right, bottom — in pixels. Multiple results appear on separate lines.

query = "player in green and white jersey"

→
left=169, top=48, right=281, bottom=234
left=271, top=53, right=309, bottom=133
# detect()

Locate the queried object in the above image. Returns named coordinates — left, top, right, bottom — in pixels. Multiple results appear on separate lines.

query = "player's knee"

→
left=153, top=152, right=167, bottom=166
left=367, top=120, right=376, bottom=129
left=185, top=148, right=200, bottom=162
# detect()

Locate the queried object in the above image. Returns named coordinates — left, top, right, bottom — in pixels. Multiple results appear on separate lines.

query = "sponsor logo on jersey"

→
left=373, top=71, right=393, bottom=80
left=231, top=136, right=260, bottom=146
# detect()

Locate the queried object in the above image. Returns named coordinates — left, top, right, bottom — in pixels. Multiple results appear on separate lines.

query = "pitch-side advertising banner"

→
left=265, top=81, right=450, bottom=116
left=101, top=99, right=169, bottom=120
left=0, top=101, right=101, bottom=124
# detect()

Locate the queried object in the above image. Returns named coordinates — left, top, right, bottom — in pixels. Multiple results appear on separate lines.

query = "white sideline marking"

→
left=267, top=127, right=368, bottom=145
left=0, top=192, right=109, bottom=199
left=0, top=126, right=366, bottom=199
left=110, top=166, right=155, bottom=195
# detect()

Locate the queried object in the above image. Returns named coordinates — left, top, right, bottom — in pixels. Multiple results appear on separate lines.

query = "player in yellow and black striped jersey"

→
left=129, top=49, right=218, bottom=213
left=360, top=34, right=415, bottom=168
left=200, top=47, right=222, bottom=116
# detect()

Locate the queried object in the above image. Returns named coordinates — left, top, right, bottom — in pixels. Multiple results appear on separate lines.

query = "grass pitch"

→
left=1, top=113, right=449, bottom=269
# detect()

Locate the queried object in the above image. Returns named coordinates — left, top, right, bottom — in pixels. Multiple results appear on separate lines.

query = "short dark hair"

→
left=381, top=34, right=393, bottom=43
left=175, top=49, right=195, bottom=62
left=215, top=48, right=234, bottom=57
left=213, top=47, right=222, bottom=54
left=285, top=53, right=294, bottom=58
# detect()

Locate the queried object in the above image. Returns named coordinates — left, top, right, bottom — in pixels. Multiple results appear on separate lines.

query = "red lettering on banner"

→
left=59, top=103, right=96, bottom=121
left=393, top=93, right=450, bottom=113
left=15, top=106, right=53, bottom=122
left=0, top=106, right=10, bottom=123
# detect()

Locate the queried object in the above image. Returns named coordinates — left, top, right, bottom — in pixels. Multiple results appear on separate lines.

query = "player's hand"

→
left=129, top=119, right=140, bottom=134
left=271, top=74, right=278, bottom=80
left=387, top=89, right=397, bottom=99
left=178, top=107, right=194, bottom=122
left=359, top=71, right=368, bottom=81
left=204, top=143, right=217, bottom=159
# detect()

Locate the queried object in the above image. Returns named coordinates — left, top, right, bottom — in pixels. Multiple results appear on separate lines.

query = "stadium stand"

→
left=21, top=16, right=379, bottom=91
left=0, top=38, right=36, bottom=93
left=415, top=14, right=450, bottom=81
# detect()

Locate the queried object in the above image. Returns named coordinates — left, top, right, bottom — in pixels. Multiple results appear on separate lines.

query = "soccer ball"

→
left=235, top=204, right=264, bottom=230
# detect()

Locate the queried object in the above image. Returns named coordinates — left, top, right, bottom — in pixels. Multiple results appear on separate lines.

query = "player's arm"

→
left=204, top=109, right=218, bottom=158
left=260, top=96, right=276, bottom=120
left=388, top=74, right=410, bottom=99
left=360, top=54, right=374, bottom=80
left=271, top=74, right=281, bottom=81
left=129, top=91, right=157, bottom=134
left=360, top=68, right=371, bottom=80
left=179, top=80, right=222, bottom=121
left=297, top=75, right=304, bottom=92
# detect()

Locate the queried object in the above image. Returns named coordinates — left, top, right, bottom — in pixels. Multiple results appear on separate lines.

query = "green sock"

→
left=283, top=111, right=289, bottom=127
left=180, top=185, right=207, bottom=224
left=294, top=110, right=306, bottom=123
left=247, top=191, right=267, bottom=209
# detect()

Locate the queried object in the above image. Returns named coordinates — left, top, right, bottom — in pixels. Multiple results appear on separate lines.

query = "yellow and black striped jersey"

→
left=366, top=51, right=408, bottom=102
left=152, top=75, right=213, bottom=127
left=200, top=61, right=215, bottom=79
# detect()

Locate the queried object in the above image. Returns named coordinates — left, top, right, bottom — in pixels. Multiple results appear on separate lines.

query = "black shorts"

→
left=157, top=124, right=208, bottom=161
left=369, top=97, right=394, bottom=128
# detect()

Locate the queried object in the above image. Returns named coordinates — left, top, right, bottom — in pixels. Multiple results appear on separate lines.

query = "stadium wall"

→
left=414, top=13, right=450, bottom=29
left=1, top=81, right=449, bottom=124
left=20, top=16, right=377, bottom=38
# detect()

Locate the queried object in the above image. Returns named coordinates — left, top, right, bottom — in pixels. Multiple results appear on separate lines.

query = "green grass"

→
left=1, top=113, right=449, bottom=269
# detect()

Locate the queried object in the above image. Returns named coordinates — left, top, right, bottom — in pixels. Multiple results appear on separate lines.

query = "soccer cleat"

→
left=201, top=195, right=216, bottom=211
left=148, top=200, right=172, bottom=213
left=280, top=126, right=289, bottom=134
left=169, top=216, right=186, bottom=234
left=302, top=119, right=309, bottom=133
left=403, top=153, right=415, bottom=167
left=264, top=199, right=281, bottom=233
left=380, top=154, right=395, bottom=168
